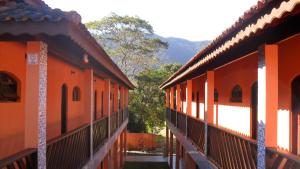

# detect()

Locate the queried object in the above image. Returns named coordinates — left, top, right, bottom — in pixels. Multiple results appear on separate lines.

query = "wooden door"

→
left=251, top=82, right=258, bottom=140
left=61, top=84, right=68, bottom=134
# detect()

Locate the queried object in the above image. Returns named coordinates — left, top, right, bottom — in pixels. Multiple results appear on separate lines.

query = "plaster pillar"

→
left=120, top=86, right=124, bottom=119
left=257, top=44, right=278, bottom=169
left=104, top=79, right=111, bottom=138
left=170, top=132, right=174, bottom=169
left=170, top=87, right=175, bottom=110
left=113, top=83, right=119, bottom=114
left=176, top=84, right=181, bottom=112
left=187, top=80, right=193, bottom=115
left=166, top=88, right=170, bottom=108
left=176, top=139, right=180, bottom=169
left=83, top=69, right=94, bottom=162
left=125, top=128, right=127, bottom=158
left=204, top=71, right=214, bottom=155
left=120, top=131, right=123, bottom=167
left=165, top=127, right=169, bottom=157
left=25, top=41, right=47, bottom=169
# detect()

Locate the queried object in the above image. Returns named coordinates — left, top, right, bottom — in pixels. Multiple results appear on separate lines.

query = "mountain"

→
left=156, top=35, right=210, bottom=65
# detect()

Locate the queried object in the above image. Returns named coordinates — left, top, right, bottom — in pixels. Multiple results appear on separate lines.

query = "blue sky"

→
left=44, top=0, right=257, bottom=41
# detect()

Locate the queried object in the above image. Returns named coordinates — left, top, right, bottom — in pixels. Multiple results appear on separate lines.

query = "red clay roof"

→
left=160, top=0, right=300, bottom=89
left=0, top=0, right=135, bottom=89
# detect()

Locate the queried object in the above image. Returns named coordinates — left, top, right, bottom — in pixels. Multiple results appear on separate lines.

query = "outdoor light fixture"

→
left=83, top=53, right=89, bottom=64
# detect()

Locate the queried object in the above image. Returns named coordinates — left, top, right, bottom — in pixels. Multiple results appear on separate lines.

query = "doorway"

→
left=251, top=82, right=258, bottom=140
left=292, top=76, right=300, bottom=155
left=61, top=84, right=68, bottom=134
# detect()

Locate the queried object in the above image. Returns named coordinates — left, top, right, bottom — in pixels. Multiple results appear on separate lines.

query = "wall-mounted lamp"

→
left=83, top=53, right=89, bottom=64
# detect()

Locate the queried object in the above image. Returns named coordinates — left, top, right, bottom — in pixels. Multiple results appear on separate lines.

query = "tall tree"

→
left=128, top=64, right=181, bottom=134
left=86, top=13, right=168, bottom=79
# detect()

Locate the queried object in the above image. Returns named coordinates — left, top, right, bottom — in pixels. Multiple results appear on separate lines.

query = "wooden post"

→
left=165, top=127, right=169, bottom=157
left=25, top=41, right=47, bottom=169
left=257, top=44, right=278, bottom=169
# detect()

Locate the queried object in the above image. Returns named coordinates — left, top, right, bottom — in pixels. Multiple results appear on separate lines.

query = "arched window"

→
left=72, top=86, right=81, bottom=101
left=0, top=72, right=19, bottom=102
left=230, top=85, right=242, bottom=103
left=214, top=89, right=219, bottom=102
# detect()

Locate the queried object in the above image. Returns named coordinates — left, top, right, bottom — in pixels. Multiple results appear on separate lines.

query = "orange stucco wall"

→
left=214, top=53, right=258, bottom=136
left=192, top=75, right=205, bottom=119
left=0, top=42, right=26, bottom=158
left=277, top=33, right=300, bottom=150
left=127, top=133, right=157, bottom=150
left=94, top=76, right=105, bottom=119
left=47, top=56, right=88, bottom=140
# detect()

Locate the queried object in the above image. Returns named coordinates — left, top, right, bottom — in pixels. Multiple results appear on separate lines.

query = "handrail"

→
left=94, top=115, right=109, bottom=124
left=47, top=123, right=90, bottom=145
left=266, top=147, right=300, bottom=168
left=0, top=148, right=37, bottom=168
left=207, top=123, right=257, bottom=145
left=267, top=147, right=300, bottom=163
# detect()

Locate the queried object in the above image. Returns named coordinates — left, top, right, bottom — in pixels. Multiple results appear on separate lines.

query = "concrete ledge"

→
left=83, top=119, right=128, bottom=169
left=167, top=120, right=217, bottom=169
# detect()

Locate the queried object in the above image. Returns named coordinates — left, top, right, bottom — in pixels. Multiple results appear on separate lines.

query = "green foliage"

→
left=86, top=13, right=168, bottom=80
left=128, top=64, right=181, bottom=134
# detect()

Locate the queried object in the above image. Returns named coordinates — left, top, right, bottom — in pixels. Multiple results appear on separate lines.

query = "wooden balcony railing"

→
left=187, top=117, right=205, bottom=153
left=124, top=108, right=129, bottom=120
left=266, top=147, right=300, bottom=168
left=170, top=109, right=177, bottom=126
left=110, top=112, right=118, bottom=136
left=176, top=111, right=186, bottom=135
left=166, top=108, right=171, bottom=122
left=0, top=148, right=37, bottom=169
left=207, top=124, right=257, bottom=169
left=166, top=110, right=300, bottom=169
left=1, top=109, right=129, bottom=169
left=47, top=124, right=91, bottom=169
left=118, top=109, right=123, bottom=127
left=93, top=116, right=108, bottom=153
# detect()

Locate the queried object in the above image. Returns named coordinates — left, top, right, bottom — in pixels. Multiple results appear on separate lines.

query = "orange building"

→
left=162, top=0, right=300, bottom=169
left=0, top=0, right=133, bottom=169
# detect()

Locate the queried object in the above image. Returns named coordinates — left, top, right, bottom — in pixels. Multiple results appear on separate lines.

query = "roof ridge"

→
left=160, top=0, right=288, bottom=89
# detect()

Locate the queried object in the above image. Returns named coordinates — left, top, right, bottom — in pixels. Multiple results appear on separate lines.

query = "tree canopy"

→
left=128, top=64, right=181, bottom=134
left=86, top=13, right=168, bottom=79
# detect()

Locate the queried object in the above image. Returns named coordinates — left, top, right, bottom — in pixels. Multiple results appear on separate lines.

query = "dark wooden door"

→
left=101, top=91, right=104, bottom=117
left=251, top=82, right=258, bottom=140
left=61, top=84, right=68, bottom=134
left=292, top=76, right=300, bottom=155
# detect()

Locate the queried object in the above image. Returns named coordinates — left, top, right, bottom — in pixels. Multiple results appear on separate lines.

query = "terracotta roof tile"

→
left=0, top=1, right=69, bottom=22
left=160, top=0, right=299, bottom=89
